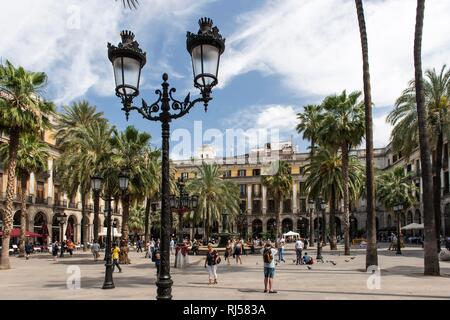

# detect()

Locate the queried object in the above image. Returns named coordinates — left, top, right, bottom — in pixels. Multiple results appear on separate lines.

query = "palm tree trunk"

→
left=81, top=193, right=88, bottom=251
left=433, top=133, right=443, bottom=252
left=277, top=198, right=282, bottom=237
left=309, top=140, right=315, bottom=245
left=120, top=193, right=131, bottom=264
left=205, top=207, right=210, bottom=241
left=356, top=0, right=378, bottom=268
left=93, top=191, right=100, bottom=243
left=18, top=174, right=27, bottom=258
left=342, top=143, right=351, bottom=255
left=0, top=127, right=19, bottom=270
left=414, top=0, right=440, bottom=275
left=329, top=185, right=337, bottom=250
left=144, top=197, right=151, bottom=244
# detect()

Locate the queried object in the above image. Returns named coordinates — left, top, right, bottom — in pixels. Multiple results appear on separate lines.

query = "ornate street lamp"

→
left=308, top=198, right=315, bottom=243
left=108, top=17, right=225, bottom=300
left=393, top=204, right=404, bottom=255
left=90, top=171, right=129, bottom=289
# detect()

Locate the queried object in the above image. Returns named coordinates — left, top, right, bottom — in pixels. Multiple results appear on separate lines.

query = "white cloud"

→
left=219, top=0, right=450, bottom=107
left=372, top=113, right=393, bottom=149
left=0, top=0, right=209, bottom=105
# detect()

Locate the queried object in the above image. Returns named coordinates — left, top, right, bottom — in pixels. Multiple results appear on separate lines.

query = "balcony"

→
left=35, top=197, right=48, bottom=205
left=54, top=200, right=67, bottom=208
left=68, top=202, right=78, bottom=209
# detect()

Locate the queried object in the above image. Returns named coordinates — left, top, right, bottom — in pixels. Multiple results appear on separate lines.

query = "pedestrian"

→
left=154, top=249, right=161, bottom=275
left=67, top=240, right=75, bottom=256
left=261, top=241, right=277, bottom=293
left=170, top=238, right=175, bottom=255
left=25, top=242, right=33, bottom=260
left=91, top=241, right=100, bottom=261
left=225, top=240, right=232, bottom=265
left=234, top=239, right=243, bottom=264
left=137, top=239, right=143, bottom=253
left=59, top=240, right=66, bottom=258
left=295, top=238, right=304, bottom=265
left=278, top=238, right=285, bottom=263
left=204, top=243, right=219, bottom=285
left=52, top=240, right=59, bottom=261
left=303, top=252, right=314, bottom=265
left=112, top=243, right=122, bottom=273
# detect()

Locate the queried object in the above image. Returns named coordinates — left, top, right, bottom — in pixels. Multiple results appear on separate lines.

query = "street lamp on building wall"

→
left=393, top=204, right=404, bottom=255
left=90, top=171, right=129, bottom=289
left=108, top=18, right=225, bottom=300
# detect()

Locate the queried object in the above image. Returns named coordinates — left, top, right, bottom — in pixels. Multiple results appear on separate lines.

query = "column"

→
left=292, top=180, right=298, bottom=213
left=47, top=158, right=54, bottom=205
left=262, top=185, right=267, bottom=215
left=76, top=223, right=81, bottom=244
left=29, top=172, right=35, bottom=196
left=247, top=184, right=252, bottom=214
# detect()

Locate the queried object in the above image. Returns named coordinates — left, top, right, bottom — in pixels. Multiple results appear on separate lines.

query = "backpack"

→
left=263, top=248, right=273, bottom=264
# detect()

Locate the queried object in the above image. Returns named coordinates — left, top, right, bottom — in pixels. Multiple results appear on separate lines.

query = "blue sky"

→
left=1, top=0, right=449, bottom=159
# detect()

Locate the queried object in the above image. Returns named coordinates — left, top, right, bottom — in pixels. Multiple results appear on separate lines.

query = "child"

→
left=154, top=249, right=161, bottom=275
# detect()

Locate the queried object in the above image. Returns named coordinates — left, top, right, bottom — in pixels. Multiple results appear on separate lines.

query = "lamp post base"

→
left=156, top=277, right=173, bottom=300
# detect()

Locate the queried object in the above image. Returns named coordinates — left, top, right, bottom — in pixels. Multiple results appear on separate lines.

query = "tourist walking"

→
left=25, top=242, right=33, bottom=260
left=225, top=240, right=232, bottom=265
left=261, top=241, right=277, bottom=293
left=136, top=239, right=143, bottom=253
left=67, top=240, right=75, bottom=256
left=52, top=240, right=59, bottom=261
left=278, top=238, right=285, bottom=263
left=91, top=241, right=100, bottom=262
left=295, top=238, right=304, bottom=265
left=112, top=243, right=122, bottom=273
left=234, top=239, right=243, bottom=264
left=170, top=238, right=175, bottom=255
left=204, top=244, right=220, bottom=285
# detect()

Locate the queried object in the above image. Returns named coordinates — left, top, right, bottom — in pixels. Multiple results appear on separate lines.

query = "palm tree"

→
left=304, top=147, right=365, bottom=250
left=64, top=121, right=114, bottom=243
left=0, top=134, right=49, bottom=257
left=187, top=163, right=240, bottom=241
left=128, top=206, right=145, bottom=240
left=387, top=66, right=450, bottom=254
left=262, top=161, right=293, bottom=237
left=319, top=90, right=365, bottom=255
left=55, top=101, right=106, bottom=249
left=117, top=0, right=138, bottom=9
left=355, top=0, right=378, bottom=269
left=413, top=0, right=440, bottom=275
left=297, top=104, right=323, bottom=242
left=0, top=60, right=55, bottom=270
left=376, top=167, right=417, bottom=235
left=110, top=125, right=152, bottom=263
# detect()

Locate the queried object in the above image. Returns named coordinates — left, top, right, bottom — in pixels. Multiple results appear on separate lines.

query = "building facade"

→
left=173, top=142, right=450, bottom=240
left=0, top=129, right=123, bottom=245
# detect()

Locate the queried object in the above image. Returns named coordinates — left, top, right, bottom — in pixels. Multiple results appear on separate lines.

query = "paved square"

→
left=1, top=243, right=449, bottom=300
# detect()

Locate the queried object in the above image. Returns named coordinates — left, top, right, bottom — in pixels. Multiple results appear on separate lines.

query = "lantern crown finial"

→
left=198, top=17, right=213, bottom=32
left=120, top=30, right=135, bottom=45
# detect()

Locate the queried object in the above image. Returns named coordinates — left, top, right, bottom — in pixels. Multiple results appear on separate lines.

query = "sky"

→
left=1, top=0, right=449, bottom=159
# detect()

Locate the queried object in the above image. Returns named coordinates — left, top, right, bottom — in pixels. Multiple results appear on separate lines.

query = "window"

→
left=416, top=160, right=420, bottom=173
left=239, top=200, right=246, bottom=212
left=300, top=199, right=306, bottom=213
left=299, top=182, right=306, bottom=196
left=252, top=184, right=261, bottom=197
left=181, top=172, right=189, bottom=180
left=223, top=170, right=232, bottom=178
left=300, top=167, right=305, bottom=175
left=393, top=155, right=397, bottom=163
left=252, top=169, right=261, bottom=176
left=268, top=199, right=275, bottom=213
left=239, top=184, right=247, bottom=197
left=253, top=200, right=261, bottom=214
left=54, top=186, right=60, bottom=202
left=238, top=169, right=246, bottom=177
left=283, top=199, right=292, bottom=213
left=406, top=164, right=412, bottom=172
left=36, top=182, right=44, bottom=200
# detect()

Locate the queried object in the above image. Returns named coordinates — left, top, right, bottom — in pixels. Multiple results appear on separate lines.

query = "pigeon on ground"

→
left=350, top=257, right=356, bottom=260
left=330, top=261, right=337, bottom=266
left=345, top=259, right=350, bottom=262
left=307, top=266, right=312, bottom=270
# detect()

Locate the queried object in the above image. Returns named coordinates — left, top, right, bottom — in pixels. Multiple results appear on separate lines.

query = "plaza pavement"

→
left=0, top=243, right=449, bottom=300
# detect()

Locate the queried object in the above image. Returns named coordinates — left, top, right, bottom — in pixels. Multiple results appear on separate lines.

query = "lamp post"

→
left=56, top=211, right=67, bottom=258
left=108, top=18, right=225, bottom=300
left=90, top=171, right=129, bottom=289
left=170, top=177, right=198, bottom=244
left=393, top=204, right=403, bottom=255
left=308, top=198, right=315, bottom=244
